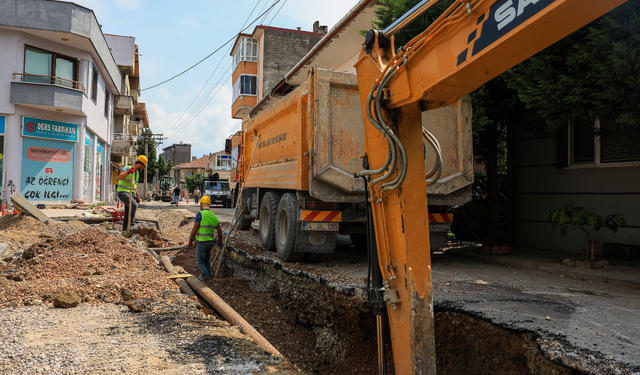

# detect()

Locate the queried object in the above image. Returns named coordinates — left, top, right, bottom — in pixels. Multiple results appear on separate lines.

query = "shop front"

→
left=83, top=133, right=94, bottom=201
left=96, top=139, right=104, bottom=201
left=0, top=116, right=4, bottom=192
left=21, top=116, right=77, bottom=203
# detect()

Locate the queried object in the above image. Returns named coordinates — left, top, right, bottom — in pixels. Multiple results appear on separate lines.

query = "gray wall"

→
left=514, top=124, right=640, bottom=255
left=262, top=29, right=323, bottom=98
left=162, top=144, right=191, bottom=167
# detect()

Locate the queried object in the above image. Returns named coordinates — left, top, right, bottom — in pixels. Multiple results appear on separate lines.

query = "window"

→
left=569, top=119, right=640, bottom=166
left=91, top=65, right=98, bottom=102
left=232, top=74, right=257, bottom=102
left=24, top=46, right=77, bottom=88
left=215, top=154, right=233, bottom=170
left=233, top=37, right=258, bottom=67
left=104, top=87, right=110, bottom=118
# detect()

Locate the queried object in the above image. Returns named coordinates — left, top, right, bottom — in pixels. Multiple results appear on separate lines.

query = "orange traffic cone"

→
left=187, top=197, right=189, bottom=203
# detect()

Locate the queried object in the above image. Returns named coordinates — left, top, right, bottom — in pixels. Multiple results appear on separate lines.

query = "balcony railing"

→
left=13, top=73, right=85, bottom=92
left=113, top=132, right=134, bottom=142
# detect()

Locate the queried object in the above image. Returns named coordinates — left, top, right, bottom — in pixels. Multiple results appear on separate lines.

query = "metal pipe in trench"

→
left=159, top=255, right=197, bottom=299
left=184, top=274, right=283, bottom=358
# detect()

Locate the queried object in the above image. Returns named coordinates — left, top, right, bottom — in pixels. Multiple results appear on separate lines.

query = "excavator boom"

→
left=354, top=0, right=628, bottom=374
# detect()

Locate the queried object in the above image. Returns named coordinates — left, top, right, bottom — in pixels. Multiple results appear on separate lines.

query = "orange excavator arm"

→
left=354, top=0, right=628, bottom=374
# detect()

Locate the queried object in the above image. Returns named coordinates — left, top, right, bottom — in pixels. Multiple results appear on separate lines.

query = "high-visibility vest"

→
left=196, top=209, right=219, bottom=242
left=117, top=166, right=139, bottom=193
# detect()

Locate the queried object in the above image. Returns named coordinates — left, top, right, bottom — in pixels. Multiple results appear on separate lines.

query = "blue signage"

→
left=22, top=116, right=78, bottom=142
left=97, top=139, right=104, bottom=154
left=0, top=116, right=5, bottom=134
left=21, top=137, right=74, bottom=201
left=85, top=133, right=93, bottom=147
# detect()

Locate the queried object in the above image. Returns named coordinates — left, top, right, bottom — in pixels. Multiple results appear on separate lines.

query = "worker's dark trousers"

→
left=117, top=191, right=138, bottom=230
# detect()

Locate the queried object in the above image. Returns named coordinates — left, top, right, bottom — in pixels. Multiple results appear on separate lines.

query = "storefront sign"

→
left=0, top=116, right=5, bottom=134
left=22, top=117, right=78, bottom=142
left=22, top=137, right=74, bottom=201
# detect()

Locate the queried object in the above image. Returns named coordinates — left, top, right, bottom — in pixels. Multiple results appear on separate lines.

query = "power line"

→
left=267, top=0, right=288, bottom=25
left=140, top=0, right=282, bottom=92
left=161, top=0, right=269, bottom=138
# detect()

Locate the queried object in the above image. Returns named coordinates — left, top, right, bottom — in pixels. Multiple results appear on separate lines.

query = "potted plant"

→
left=546, top=203, right=625, bottom=264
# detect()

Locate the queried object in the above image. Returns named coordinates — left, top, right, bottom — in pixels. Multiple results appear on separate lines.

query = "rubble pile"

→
left=0, top=225, right=175, bottom=308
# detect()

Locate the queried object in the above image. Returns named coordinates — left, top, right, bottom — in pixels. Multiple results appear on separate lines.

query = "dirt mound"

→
left=0, top=226, right=175, bottom=307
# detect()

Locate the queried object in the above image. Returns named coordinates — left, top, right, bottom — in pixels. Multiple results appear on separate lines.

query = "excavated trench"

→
left=173, top=248, right=578, bottom=375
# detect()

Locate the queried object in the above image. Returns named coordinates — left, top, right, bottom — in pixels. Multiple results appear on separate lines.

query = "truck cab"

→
left=203, top=174, right=232, bottom=208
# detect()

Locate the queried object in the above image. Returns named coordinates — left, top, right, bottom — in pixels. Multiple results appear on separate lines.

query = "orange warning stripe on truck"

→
left=301, top=210, right=342, bottom=222
left=428, top=213, right=453, bottom=223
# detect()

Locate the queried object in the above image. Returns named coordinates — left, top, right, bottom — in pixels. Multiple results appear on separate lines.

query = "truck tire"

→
left=275, top=193, right=304, bottom=262
left=236, top=213, right=253, bottom=230
left=259, top=192, right=281, bottom=251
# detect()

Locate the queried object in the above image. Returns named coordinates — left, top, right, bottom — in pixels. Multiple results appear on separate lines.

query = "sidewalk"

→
left=445, top=245, right=640, bottom=286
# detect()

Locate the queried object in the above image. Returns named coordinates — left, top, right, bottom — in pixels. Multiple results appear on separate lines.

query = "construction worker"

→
left=117, top=155, right=148, bottom=232
left=187, top=196, right=223, bottom=282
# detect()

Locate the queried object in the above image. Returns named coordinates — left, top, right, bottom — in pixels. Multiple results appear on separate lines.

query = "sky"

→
left=69, top=0, right=363, bottom=160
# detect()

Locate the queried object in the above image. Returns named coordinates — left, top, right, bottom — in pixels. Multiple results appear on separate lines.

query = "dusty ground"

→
left=3, top=202, right=638, bottom=375
left=0, top=210, right=297, bottom=374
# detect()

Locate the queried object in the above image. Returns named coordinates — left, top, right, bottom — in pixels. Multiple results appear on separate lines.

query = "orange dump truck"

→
left=234, top=67, right=472, bottom=261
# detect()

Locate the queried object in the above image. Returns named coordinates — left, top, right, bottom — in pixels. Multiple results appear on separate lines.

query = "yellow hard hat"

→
left=200, top=196, right=211, bottom=205
left=137, top=155, right=148, bottom=165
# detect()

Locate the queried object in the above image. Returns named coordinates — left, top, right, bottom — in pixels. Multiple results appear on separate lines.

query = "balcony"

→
left=10, top=73, right=85, bottom=115
left=131, top=89, right=140, bottom=105
left=128, top=121, right=140, bottom=137
left=115, top=95, right=134, bottom=115
left=112, top=132, right=134, bottom=157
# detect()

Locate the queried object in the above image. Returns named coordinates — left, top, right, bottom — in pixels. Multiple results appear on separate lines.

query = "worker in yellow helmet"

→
left=187, top=196, right=223, bottom=282
left=117, top=155, right=148, bottom=232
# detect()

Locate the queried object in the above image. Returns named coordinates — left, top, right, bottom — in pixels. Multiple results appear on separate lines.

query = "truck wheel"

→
left=236, top=213, right=252, bottom=230
left=259, top=192, right=281, bottom=251
left=276, top=193, right=304, bottom=262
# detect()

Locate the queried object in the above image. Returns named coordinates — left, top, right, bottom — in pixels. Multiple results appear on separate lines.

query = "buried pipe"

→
left=159, top=255, right=197, bottom=299
left=150, top=243, right=188, bottom=252
left=183, top=272, right=283, bottom=358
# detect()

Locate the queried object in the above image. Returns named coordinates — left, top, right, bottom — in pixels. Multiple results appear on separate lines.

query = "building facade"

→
left=511, top=121, right=640, bottom=256
left=230, top=24, right=326, bottom=119
left=0, top=0, right=122, bottom=205
left=162, top=143, right=191, bottom=167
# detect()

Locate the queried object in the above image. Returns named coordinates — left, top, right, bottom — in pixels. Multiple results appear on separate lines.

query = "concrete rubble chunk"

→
left=592, top=259, right=608, bottom=269
left=121, top=289, right=135, bottom=302
left=53, top=291, right=81, bottom=308
left=10, top=194, right=56, bottom=225
left=125, top=299, right=147, bottom=313
left=562, top=258, right=577, bottom=268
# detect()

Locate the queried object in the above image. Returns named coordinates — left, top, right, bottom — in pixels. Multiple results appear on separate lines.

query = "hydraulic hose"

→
left=356, top=86, right=395, bottom=179
left=423, top=128, right=443, bottom=185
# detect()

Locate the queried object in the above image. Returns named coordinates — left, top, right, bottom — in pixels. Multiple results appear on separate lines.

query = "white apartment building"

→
left=0, top=0, right=121, bottom=204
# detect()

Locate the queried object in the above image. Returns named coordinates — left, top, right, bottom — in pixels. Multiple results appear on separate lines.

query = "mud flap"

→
left=295, top=225, right=337, bottom=253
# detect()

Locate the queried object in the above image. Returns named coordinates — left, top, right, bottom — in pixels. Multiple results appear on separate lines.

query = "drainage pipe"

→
left=184, top=274, right=283, bottom=357
left=159, top=255, right=197, bottom=299
left=150, top=243, right=188, bottom=252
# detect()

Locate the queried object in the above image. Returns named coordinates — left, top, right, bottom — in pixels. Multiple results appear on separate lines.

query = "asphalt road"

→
left=431, top=250, right=640, bottom=374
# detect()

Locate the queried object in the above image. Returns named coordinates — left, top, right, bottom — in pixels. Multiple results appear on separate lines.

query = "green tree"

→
left=184, top=173, right=204, bottom=194
left=157, top=155, right=172, bottom=177
left=136, top=128, right=160, bottom=183
left=507, top=0, right=640, bottom=128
